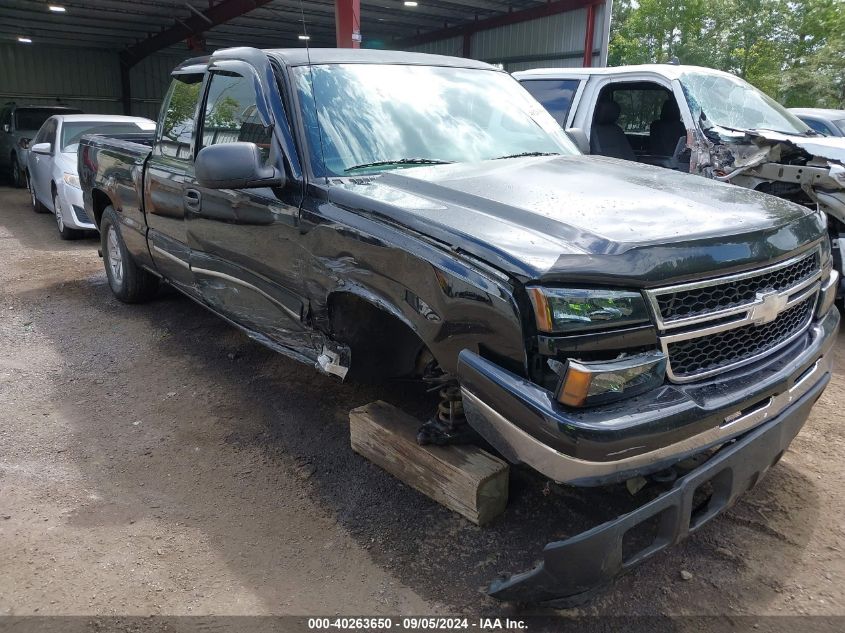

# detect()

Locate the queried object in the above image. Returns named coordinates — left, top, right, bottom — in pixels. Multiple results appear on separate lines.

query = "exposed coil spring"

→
left=437, top=384, right=465, bottom=426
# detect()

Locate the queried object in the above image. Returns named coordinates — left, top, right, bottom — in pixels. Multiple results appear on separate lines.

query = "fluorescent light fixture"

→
left=18, top=37, right=32, bottom=43
left=49, top=5, right=66, bottom=11
left=404, top=1, right=418, bottom=6
left=298, top=34, right=310, bottom=40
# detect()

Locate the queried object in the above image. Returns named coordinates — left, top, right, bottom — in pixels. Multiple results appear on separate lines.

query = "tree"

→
left=609, top=0, right=845, bottom=108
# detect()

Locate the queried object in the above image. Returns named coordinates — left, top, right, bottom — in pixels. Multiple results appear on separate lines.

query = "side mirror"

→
left=566, top=128, right=590, bottom=154
left=195, top=142, right=284, bottom=190
left=31, top=142, right=51, bottom=155
left=2, top=124, right=9, bottom=133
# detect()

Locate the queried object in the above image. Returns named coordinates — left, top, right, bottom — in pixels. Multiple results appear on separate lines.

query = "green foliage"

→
left=609, top=0, right=845, bottom=108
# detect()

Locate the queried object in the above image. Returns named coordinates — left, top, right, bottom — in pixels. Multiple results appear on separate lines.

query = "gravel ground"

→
left=1, top=186, right=843, bottom=626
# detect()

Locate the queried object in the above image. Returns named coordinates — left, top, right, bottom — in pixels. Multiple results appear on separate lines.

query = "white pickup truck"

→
left=514, top=64, right=845, bottom=304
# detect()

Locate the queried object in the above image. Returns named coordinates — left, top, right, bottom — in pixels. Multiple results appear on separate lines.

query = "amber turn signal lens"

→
left=555, top=352, right=667, bottom=408
left=558, top=365, right=593, bottom=407
left=528, top=287, right=553, bottom=333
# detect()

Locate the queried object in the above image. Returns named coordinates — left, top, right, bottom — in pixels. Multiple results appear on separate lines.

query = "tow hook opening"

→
left=690, top=468, right=733, bottom=530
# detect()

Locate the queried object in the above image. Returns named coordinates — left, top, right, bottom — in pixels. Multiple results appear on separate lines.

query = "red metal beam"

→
left=582, top=3, right=596, bottom=67
left=121, top=0, right=276, bottom=67
left=334, top=0, right=361, bottom=48
left=396, top=0, right=602, bottom=48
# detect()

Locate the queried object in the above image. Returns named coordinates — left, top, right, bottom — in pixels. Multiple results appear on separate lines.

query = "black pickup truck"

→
left=79, top=47, right=840, bottom=605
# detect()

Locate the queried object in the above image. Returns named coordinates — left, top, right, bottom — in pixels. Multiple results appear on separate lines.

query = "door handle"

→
left=183, top=188, right=201, bottom=211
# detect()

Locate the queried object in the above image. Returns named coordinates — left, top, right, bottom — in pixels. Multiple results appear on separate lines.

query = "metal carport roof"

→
left=0, top=1, right=575, bottom=55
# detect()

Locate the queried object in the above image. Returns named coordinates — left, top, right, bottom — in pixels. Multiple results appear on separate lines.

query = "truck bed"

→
left=77, top=132, right=154, bottom=232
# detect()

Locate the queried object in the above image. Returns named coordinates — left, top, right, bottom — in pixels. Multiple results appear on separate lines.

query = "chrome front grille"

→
left=655, top=251, right=819, bottom=322
left=646, top=249, right=822, bottom=383
left=665, top=297, right=815, bottom=379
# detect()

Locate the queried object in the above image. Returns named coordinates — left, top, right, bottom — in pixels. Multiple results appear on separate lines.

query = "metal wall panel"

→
left=471, top=9, right=589, bottom=62
left=505, top=54, right=600, bottom=72
left=0, top=43, right=122, bottom=114
left=405, top=36, right=464, bottom=58
left=0, top=43, right=187, bottom=121
left=402, top=4, right=606, bottom=72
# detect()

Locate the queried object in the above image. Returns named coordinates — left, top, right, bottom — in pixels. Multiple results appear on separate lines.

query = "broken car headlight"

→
left=553, top=351, right=667, bottom=407
left=528, top=287, right=651, bottom=334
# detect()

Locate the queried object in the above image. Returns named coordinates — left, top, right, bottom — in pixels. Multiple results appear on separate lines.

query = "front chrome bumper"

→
left=463, top=352, right=831, bottom=485
left=460, top=307, right=839, bottom=606
left=458, top=307, right=839, bottom=486
left=486, top=367, right=831, bottom=605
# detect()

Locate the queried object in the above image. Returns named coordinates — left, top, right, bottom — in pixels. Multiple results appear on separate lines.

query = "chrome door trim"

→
left=191, top=266, right=301, bottom=321
left=152, top=244, right=190, bottom=269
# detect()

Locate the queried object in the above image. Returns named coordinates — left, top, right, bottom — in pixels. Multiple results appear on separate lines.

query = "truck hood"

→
left=328, top=155, right=825, bottom=286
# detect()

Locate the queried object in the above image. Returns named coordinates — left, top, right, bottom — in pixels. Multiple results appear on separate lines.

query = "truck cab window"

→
left=592, top=82, right=685, bottom=166
left=200, top=71, right=273, bottom=162
left=520, top=79, right=580, bottom=127
left=158, top=73, right=204, bottom=160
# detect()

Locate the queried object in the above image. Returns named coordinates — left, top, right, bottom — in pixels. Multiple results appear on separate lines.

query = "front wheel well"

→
left=327, top=292, right=429, bottom=383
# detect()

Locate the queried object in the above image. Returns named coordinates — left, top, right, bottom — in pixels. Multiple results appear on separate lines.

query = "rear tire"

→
left=101, top=206, right=159, bottom=303
left=53, top=191, right=83, bottom=240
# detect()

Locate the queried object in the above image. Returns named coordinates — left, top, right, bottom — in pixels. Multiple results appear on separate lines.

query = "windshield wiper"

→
left=493, top=151, right=560, bottom=160
left=751, top=127, right=819, bottom=138
left=344, top=158, right=453, bottom=172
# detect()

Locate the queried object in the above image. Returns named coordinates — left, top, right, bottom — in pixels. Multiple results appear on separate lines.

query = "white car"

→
left=27, top=114, right=155, bottom=239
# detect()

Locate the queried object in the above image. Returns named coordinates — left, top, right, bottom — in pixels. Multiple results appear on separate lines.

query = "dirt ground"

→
left=1, top=186, right=844, bottom=625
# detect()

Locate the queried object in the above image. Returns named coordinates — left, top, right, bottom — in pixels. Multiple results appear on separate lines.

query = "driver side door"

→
left=187, top=63, right=318, bottom=358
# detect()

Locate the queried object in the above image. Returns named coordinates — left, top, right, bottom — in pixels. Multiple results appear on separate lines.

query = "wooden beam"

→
left=582, top=2, right=596, bottom=67
left=350, top=401, right=508, bottom=526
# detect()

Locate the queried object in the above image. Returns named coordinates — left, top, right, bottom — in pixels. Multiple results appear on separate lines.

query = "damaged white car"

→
left=515, top=65, right=845, bottom=303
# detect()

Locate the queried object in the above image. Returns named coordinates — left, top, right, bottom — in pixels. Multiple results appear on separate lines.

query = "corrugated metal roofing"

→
left=0, top=1, right=607, bottom=119
left=1, top=0, right=559, bottom=51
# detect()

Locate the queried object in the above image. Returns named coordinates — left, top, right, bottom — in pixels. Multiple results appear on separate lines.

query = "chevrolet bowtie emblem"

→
left=749, top=290, right=789, bottom=325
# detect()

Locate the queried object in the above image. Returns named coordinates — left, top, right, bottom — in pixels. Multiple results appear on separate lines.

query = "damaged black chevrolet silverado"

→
left=79, top=48, right=840, bottom=606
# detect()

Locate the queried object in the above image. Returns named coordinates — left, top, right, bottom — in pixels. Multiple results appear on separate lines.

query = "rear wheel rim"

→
left=107, top=225, right=124, bottom=286
left=54, top=195, right=64, bottom=232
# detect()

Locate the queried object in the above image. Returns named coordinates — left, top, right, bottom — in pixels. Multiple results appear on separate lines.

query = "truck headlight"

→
left=554, top=351, right=667, bottom=407
left=63, top=172, right=80, bottom=189
left=528, top=287, right=651, bottom=334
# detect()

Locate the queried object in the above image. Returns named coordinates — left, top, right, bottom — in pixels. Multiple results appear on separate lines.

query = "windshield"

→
left=61, top=121, right=153, bottom=152
left=836, top=119, right=845, bottom=135
left=680, top=72, right=812, bottom=136
left=293, top=63, right=577, bottom=176
left=15, top=108, right=80, bottom=132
